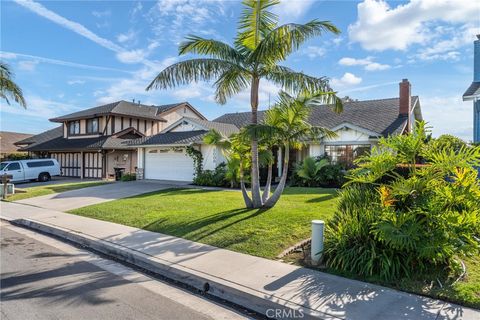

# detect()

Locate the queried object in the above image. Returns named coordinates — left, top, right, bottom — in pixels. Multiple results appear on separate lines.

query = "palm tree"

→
left=248, top=90, right=340, bottom=207
left=147, top=0, right=341, bottom=208
left=0, top=62, right=26, bottom=108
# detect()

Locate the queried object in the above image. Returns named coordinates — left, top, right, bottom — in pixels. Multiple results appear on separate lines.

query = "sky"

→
left=1, top=0, right=479, bottom=141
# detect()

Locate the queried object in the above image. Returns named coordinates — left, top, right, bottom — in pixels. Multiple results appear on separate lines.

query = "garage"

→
left=144, top=147, right=194, bottom=181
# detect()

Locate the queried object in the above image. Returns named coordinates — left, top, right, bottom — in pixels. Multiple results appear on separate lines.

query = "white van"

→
left=0, top=159, right=61, bottom=183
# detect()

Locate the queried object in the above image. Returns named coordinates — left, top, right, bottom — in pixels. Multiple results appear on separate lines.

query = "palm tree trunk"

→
left=263, top=144, right=289, bottom=208
left=262, top=163, right=272, bottom=203
left=239, top=162, right=253, bottom=208
left=250, top=76, right=262, bottom=208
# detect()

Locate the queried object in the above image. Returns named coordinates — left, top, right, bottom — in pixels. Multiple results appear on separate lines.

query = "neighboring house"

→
left=16, top=79, right=422, bottom=182
left=133, top=79, right=422, bottom=181
left=463, top=35, right=480, bottom=143
left=15, top=100, right=206, bottom=179
left=0, top=131, right=33, bottom=160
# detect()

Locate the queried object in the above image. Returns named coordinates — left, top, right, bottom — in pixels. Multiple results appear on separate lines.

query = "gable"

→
left=323, top=123, right=379, bottom=143
left=166, top=119, right=205, bottom=132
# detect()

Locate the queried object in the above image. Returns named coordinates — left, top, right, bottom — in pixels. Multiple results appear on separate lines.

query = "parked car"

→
left=0, top=159, right=61, bottom=182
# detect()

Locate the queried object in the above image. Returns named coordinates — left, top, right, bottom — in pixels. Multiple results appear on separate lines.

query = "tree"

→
left=0, top=62, right=26, bottom=108
left=147, top=0, right=341, bottom=208
left=247, top=90, right=339, bottom=207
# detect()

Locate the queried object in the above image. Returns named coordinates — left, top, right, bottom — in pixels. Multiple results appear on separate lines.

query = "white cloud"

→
left=116, top=49, right=147, bottom=64
left=302, top=46, right=326, bottom=59
left=92, top=9, right=111, bottom=18
left=0, top=51, right=131, bottom=73
left=0, top=95, right=82, bottom=120
left=348, top=0, right=480, bottom=51
left=422, top=96, right=473, bottom=141
left=67, top=80, right=85, bottom=85
left=117, top=29, right=137, bottom=44
left=13, top=0, right=152, bottom=66
left=273, top=0, right=316, bottom=22
left=330, top=73, right=362, bottom=88
left=14, top=0, right=123, bottom=53
left=18, top=60, right=38, bottom=71
left=339, top=56, right=391, bottom=71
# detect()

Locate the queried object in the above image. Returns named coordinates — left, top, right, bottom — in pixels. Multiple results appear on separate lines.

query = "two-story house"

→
left=16, top=100, right=205, bottom=179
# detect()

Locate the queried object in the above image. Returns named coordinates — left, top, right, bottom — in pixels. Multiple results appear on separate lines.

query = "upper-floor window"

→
left=69, top=121, right=80, bottom=135
left=86, top=118, right=99, bottom=134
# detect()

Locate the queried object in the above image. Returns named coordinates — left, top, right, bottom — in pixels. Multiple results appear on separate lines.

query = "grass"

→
left=7, top=181, right=109, bottom=201
left=70, top=187, right=338, bottom=258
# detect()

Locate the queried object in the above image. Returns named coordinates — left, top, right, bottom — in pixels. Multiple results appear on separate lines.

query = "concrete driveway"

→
left=14, top=177, right=85, bottom=189
left=14, top=180, right=188, bottom=212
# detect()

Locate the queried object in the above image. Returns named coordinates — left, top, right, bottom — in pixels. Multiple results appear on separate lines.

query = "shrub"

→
left=193, top=163, right=228, bottom=187
left=323, top=122, right=480, bottom=281
left=292, top=156, right=345, bottom=188
left=120, top=173, right=136, bottom=181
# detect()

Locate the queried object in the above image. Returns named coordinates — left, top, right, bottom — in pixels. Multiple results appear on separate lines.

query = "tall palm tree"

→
left=0, top=62, right=26, bottom=108
left=249, top=90, right=340, bottom=207
left=147, top=0, right=340, bottom=208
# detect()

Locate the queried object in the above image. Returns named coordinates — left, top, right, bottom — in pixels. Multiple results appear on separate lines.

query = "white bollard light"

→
left=311, top=220, right=324, bottom=265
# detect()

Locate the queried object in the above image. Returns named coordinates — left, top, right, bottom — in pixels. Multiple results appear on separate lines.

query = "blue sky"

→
left=1, top=0, right=479, bottom=141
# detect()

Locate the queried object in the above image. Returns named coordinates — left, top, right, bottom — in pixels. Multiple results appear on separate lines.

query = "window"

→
left=0, top=162, right=8, bottom=170
left=26, top=160, right=54, bottom=168
left=69, top=121, right=80, bottom=135
left=324, top=144, right=371, bottom=168
left=86, top=118, right=99, bottom=134
left=148, top=149, right=158, bottom=154
left=6, top=162, right=20, bottom=171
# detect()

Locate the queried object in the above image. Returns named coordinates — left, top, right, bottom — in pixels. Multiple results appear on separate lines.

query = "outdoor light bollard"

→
left=311, top=220, right=324, bottom=265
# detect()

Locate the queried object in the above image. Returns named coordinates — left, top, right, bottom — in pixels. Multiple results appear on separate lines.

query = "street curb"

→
left=4, top=216, right=337, bottom=320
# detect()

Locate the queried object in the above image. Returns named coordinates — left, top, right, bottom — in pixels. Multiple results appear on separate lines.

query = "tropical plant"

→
left=146, top=0, right=341, bottom=208
left=247, top=90, right=339, bottom=207
left=324, top=122, right=480, bottom=281
left=294, top=156, right=329, bottom=187
left=426, top=134, right=467, bottom=154
left=193, top=163, right=228, bottom=187
left=0, top=62, right=26, bottom=108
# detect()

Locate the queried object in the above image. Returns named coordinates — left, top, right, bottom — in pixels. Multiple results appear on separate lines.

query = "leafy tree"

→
left=146, top=0, right=341, bottom=208
left=0, top=62, right=26, bottom=108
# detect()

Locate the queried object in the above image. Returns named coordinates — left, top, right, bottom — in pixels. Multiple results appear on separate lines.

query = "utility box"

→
left=0, top=184, right=15, bottom=197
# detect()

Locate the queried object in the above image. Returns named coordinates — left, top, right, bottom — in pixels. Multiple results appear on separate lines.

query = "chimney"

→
left=399, top=79, right=411, bottom=132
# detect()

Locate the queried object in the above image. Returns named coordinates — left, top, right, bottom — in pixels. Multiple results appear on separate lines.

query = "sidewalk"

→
left=1, top=201, right=478, bottom=320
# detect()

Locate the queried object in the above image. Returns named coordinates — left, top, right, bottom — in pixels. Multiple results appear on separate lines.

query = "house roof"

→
left=0, top=131, right=33, bottom=154
left=463, top=82, right=480, bottom=101
left=21, top=135, right=136, bottom=152
left=49, top=100, right=187, bottom=122
left=130, top=130, right=208, bottom=147
left=16, top=126, right=63, bottom=149
left=213, top=96, right=420, bottom=137
left=162, top=117, right=239, bottom=137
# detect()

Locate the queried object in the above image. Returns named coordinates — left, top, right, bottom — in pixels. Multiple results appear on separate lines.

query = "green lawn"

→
left=70, top=187, right=338, bottom=258
left=7, top=181, right=109, bottom=201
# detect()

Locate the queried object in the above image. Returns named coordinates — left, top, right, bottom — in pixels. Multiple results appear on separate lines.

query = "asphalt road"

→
left=0, top=222, right=250, bottom=320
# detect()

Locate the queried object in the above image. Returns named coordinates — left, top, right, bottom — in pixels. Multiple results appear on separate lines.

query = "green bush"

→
left=323, top=122, right=480, bottom=281
left=292, top=156, right=345, bottom=188
left=193, top=163, right=228, bottom=187
left=120, top=173, right=136, bottom=181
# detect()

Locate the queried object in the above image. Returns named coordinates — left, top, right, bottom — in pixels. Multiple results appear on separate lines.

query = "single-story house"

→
left=0, top=131, right=33, bottom=160
left=17, top=79, right=422, bottom=182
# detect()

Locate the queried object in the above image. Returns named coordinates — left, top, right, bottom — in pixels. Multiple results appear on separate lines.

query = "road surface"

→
left=0, top=221, right=250, bottom=320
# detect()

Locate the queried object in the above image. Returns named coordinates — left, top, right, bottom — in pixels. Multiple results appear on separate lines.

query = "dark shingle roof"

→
left=131, top=130, right=207, bottom=146
left=463, top=82, right=480, bottom=100
left=16, top=126, right=63, bottom=149
left=213, top=97, right=419, bottom=136
left=50, top=100, right=185, bottom=122
left=23, top=135, right=136, bottom=152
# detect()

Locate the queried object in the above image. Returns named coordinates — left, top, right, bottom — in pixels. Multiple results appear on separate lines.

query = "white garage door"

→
left=144, top=147, right=195, bottom=181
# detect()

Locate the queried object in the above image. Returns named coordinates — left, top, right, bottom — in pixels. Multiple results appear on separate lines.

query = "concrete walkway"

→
left=14, top=180, right=188, bottom=211
left=0, top=202, right=478, bottom=320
